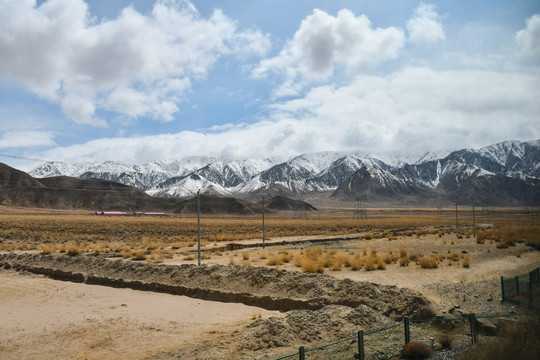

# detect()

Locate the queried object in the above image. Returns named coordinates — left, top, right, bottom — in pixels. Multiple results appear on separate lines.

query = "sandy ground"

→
left=0, top=270, right=283, bottom=360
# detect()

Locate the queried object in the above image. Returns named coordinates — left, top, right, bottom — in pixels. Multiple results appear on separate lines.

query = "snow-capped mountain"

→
left=28, top=140, right=540, bottom=205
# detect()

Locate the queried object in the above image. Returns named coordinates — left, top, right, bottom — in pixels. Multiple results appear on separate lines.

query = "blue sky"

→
left=1, top=0, right=539, bottom=171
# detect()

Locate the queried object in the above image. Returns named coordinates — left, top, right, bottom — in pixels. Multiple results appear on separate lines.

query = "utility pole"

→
left=472, top=204, right=476, bottom=237
left=262, top=196, right=266, bottom=249
left=197, top=189, right=201, bottom=266
left=455, top=200, right=458, bottom=229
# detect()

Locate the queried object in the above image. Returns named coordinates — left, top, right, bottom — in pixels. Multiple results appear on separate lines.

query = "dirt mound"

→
left=0, top=253, right=434, bottom=319
left=240, top=304, right=389, bottom=350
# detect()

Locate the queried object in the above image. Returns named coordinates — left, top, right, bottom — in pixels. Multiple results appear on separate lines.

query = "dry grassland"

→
left=0, top=207, right=538, bottom=265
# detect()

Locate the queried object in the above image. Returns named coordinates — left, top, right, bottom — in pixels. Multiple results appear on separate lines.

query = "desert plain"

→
left=1, top=205, right=539, bottom=359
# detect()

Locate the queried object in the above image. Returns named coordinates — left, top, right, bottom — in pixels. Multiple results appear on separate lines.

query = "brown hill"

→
left=265, top=195, right=318, bottom=211
left=173, top=196, right=261, bottom=215
left=0, top=163, right=172, bottom=211
left=0, top=163, right=320, bottom=213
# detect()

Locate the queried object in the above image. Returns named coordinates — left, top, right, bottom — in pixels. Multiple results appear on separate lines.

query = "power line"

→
left=0, top=153, right=49, bottom=162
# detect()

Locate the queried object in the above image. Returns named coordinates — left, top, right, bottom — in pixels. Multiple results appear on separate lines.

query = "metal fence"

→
left=268, top=312, right=524, bottom=360
left=501, top=267, right=540, bottom=307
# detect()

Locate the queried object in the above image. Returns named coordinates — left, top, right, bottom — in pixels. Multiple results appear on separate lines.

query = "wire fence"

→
left=269, top=312, right=525, bottom=360
left=501, top=267, right=540, bottom=307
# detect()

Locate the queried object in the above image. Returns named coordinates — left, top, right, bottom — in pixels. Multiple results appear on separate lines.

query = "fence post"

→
left=357, top=330, right=364, bottom=360
left=469, top=313, right=478, bottom=344
left=501, top=276, right=505, bottom=301
left=404, top=316, right=410, bottom=344
left=515, top=276, right=519, bottom=296
left=528, top=281, right=533, bottom=308
left=299, top=346, right=305, bottom=360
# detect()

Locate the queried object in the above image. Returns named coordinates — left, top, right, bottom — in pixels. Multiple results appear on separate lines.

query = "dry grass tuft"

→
left=300, top=257, right=324, bottom=273
left=267, top=255, right=284, bottom=266
left=147, top=250, right=163, bottom=263
left=399, top=247, right=408, bottom=258
left=40, top=243, right=55, bottom=254
left=438, top=333, right=454, bottom=349
left=242, top=252, right=250, bottom=261
left=131, top=249, right=146, bottom=261
left=399, top=256, right=410, bottom=266
left=364, top=255, right=376, bottom=271
left=462, top=255, right=471, bottom=268
left=66, top=243, right=81, bottom=256
left=419, top=255, right=438, bottom=269
left=401, top=341, right=432, bottom=359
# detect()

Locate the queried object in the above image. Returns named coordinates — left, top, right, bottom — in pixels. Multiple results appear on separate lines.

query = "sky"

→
left=0, top=0, right=539, bottom=171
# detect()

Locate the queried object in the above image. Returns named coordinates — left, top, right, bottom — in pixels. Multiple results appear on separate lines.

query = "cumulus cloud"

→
left=37, top=65, right=540, bottom=164
left=0, top=0, right=270, bottom=126
left=407, top=2, right=444, bottom=44
left=0, top=130, right=56, bottom=148
left=252, top=9, right=405, bottom=96
left=516, top=14, right=540, bottom=59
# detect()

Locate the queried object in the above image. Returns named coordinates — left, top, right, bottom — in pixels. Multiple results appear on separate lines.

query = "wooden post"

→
left=357, top=330, right=365, bottom=360
left=472, top=204, right=476, bottom=237
left=515, top=276, right=519, bottom=296
left=262, top=196, right=266, bottom=249
left=197, top=189, right=201, bottom=266
left=528, top=281, right=533, bottom=308
left=501, top=276, right=505, bottom=301
left=404, top=316, right=410, bottom=344
left=299, top=346, right=305, bottom=360
left=469, top=313, right=478, bottom=344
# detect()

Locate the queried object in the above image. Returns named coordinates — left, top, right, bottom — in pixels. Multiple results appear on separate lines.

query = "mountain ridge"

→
left=28, top=139, right=540, bottom=206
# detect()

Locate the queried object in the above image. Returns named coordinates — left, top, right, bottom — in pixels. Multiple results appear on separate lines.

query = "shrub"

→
left=147, top=250, right=163, bottom=263
left=131, top=249, right=146, bottom=260
left=267, top=255, right=284, bottom=266
left=348, top=255, right=363, bottom=270
left=376, top=254, right=386, bottom=270
left=399, top=256, right=410, bottom=266
left=301, top=257, right=324, bottom=273
left=364, top=255, right=376, bottom=271
left=66, top=243, right=81, bottom=256
left=460, top=315, right=540, bottom=360
left=401, top=341, right=432, bottom=359
left=40, top=243, right=55, bottom=254
left=438, top=333, right=454, bottom=349
left=242, top=252, right=250, bottom=260
left=449, top=251, right=460, bottom=261
left=419, top=256, right=438, bottom=269
left=462, top=255, right=471, bottom=268
left=399, top=247, right=408, bottom=258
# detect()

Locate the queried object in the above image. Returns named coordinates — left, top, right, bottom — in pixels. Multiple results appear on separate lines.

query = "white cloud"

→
left=37, top=65, right=540, bottom=164
left=516, top=14, right=540, bottom=59
left=407, top=2, right=444, bottom=44
left=0, top=130, right=56, bottom=148
left=61, top=95, right=107, bottom=127
left=0, top=0, right=270, bottom=126
left=252, top=9, right=405, bottom=96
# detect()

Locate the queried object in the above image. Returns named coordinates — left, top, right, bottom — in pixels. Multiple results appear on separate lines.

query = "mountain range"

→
left=28, top=139, right=540, bottom=206
left=0, top=163, right=317, bottom=213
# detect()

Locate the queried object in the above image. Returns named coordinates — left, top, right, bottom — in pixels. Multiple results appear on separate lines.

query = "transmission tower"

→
left=434, top=199, right=443, bottom=215
left=294, top=191, right=308, bottom=220
left=352, top=180, right=368, bottom=220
